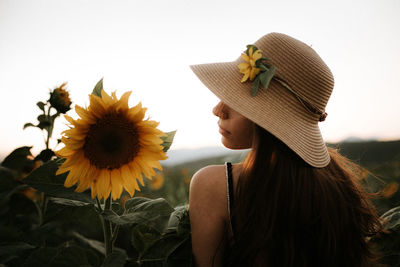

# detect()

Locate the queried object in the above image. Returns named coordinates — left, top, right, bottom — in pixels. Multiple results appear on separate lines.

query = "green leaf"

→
left=36, top=101, right=46, bottom=111
left=102, top=249, right=127, bottom=267
left=37, top=114, right=49, bottom=124
left=140, top=234, right=191, bottom=265
left=34, top=149, right=55, bottom=163
left=259, top=65, right=276, bottom=89
left=125, top=197, right=174, bottom=214
left=37, top=121, right=49, bottom=130
left=72, top=231, right=106, bottom=255
left=138, top=206, right=192, bottom=265
left=251, top=76, right=261, bottom=97
left=166, top=205, right=191, bottom=235
left=161, top=131, right=176, bottom=152
left=258, top=64, right=269, bottom=71
left=131, top=224, right=161, bottom=255
left=44, top=200, right=101, bottom=237
left=245, top=44, right=258, bottom=56
left=0, top=242, right=35, bottom=257
left=36, top=114, right=51, bottom=130
left=381, top=206, right=400, bottom=231
left=92, top=78, right=104, bottom=98
left=0, top=166, right=18, bottom=192
left=50, top=197, right=91, bottom=207
left=53, top=245, right=97, bottom=267
left=1, top=146, right=34, bottom=175
left=24, top=245, right=99, bottom=267
left=103, top=198, right=173, bottom=232
left=23, top=159, right=95, bottom=204
left=0, top=168, right=29, bottom=206
left=22, top=247, right=58, bottom=266
left=23, top=123, right=35, bottom=130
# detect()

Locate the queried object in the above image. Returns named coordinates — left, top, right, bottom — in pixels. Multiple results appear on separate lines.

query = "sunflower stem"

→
left=45, top=105, right=52, bottom=149
left=95, top=196, right=103, bottom=212
left=40, top=193, right=48, bottom=224
left=101, top=195, right=113, bottom=257
left=111, top=225, right=120, bottom=249
left=33, top=198, right=43, bottom=226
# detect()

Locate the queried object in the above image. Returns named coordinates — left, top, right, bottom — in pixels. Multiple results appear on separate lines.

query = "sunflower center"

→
left=83, top=112, right=140, bottom=170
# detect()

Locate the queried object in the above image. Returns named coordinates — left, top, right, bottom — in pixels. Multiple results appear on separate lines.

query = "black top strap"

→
left=225, top=162, right=235, bottom=236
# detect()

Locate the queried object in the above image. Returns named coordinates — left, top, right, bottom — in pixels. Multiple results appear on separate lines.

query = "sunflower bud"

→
left=49, top=82, right=72, bottom=114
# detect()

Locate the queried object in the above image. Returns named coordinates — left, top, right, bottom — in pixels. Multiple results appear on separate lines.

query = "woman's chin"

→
left=221, top=137, right=251, bottom=150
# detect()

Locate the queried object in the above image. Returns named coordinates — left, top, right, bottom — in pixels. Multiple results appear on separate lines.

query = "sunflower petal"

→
left=75, top=105, right=96, bottom=124
left=110, top=169, right=123, bottom=200
left=120, top=164, right=136, bottom=196
left=61, top=136, right=85, bottom=150
left=97, top=170, right=111, bottom=199
left=89, top=94, right=107, bottom=118
left=61, top=128, right=87, bottom=140
left=101, top=90, right=114, bottom=107
left=64, top=115, right=75, bottom=124
left=115, top=91, right=132, bottom=111
left=129, top=108, right=147, bottom=123
left=55, top=146, right=75, bottom=157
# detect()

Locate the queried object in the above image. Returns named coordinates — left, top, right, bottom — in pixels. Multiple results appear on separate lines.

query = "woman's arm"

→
left=189, top=165, right=229, bottom=267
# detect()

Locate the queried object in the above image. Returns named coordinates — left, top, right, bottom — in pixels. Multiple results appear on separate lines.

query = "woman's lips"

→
left=218, top=126, right=230, bottom=136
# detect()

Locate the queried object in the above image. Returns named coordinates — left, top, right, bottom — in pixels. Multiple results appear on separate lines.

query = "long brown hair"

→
left=224, top=125, right=381, bottom=267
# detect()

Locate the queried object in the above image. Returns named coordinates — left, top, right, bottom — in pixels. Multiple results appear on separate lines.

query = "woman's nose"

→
left=212, top=101, right=228, bottom=119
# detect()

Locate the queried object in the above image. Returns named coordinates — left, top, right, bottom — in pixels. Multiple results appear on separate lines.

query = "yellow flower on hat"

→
left=56, top=89, right=167, bottom=200
left=238, top=46, right=262, bottom=82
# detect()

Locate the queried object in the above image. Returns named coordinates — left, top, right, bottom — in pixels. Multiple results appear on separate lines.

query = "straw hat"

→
left=190, top=32, right=334, bottom=168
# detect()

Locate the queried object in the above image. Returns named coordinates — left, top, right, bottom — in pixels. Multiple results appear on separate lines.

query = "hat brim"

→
left=190, top=60, right=330, bottom=168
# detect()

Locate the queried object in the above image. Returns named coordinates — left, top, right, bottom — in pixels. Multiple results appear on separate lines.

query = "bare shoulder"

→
left=190, top=164, right=226, bottom=190
left=189, top=165, right=229, bottom=266
left=189, top=164, right=228, bottom=218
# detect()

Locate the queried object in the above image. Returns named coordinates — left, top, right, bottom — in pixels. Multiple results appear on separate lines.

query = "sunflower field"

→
left=1, top=80, right=400, bottom=267
left=0, top=80, right=191, bottom=266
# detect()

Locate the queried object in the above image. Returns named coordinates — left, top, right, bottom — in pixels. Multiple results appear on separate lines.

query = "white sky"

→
left=0, top=0, right=399, bottom=157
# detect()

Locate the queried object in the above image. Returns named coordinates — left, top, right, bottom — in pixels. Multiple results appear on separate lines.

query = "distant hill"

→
left=163, top=146, right=247, bottom=166
left=329, top=140, right=400, bottom=166
left=163, top=140, right=400, bottom=166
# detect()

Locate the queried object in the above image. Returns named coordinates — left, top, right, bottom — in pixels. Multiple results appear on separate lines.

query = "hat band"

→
left=274, top=76, right=328, bottom=122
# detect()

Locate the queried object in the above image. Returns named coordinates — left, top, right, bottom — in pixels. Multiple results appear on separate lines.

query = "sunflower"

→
left=238, top=46, right=262, bottom=82
left=49, top=82, right=72, bottom=114
left=56, top=89, right=167, bottom=200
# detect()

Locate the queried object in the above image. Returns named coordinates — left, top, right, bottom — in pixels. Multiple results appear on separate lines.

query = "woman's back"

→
left=224, top=130, right=380, bottom=266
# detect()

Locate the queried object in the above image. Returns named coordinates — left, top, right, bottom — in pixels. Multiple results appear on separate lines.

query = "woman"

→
left=189, top=33, right=381, bottom=267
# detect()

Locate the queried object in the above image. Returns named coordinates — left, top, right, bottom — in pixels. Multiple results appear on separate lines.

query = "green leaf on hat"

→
left=260, top=65, right=276, bottom=89
left=245, top=44, right=259, bottom=56
left=251, top=76, right=261, bottom=97
left=92, top=78, right=103, bottom=98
